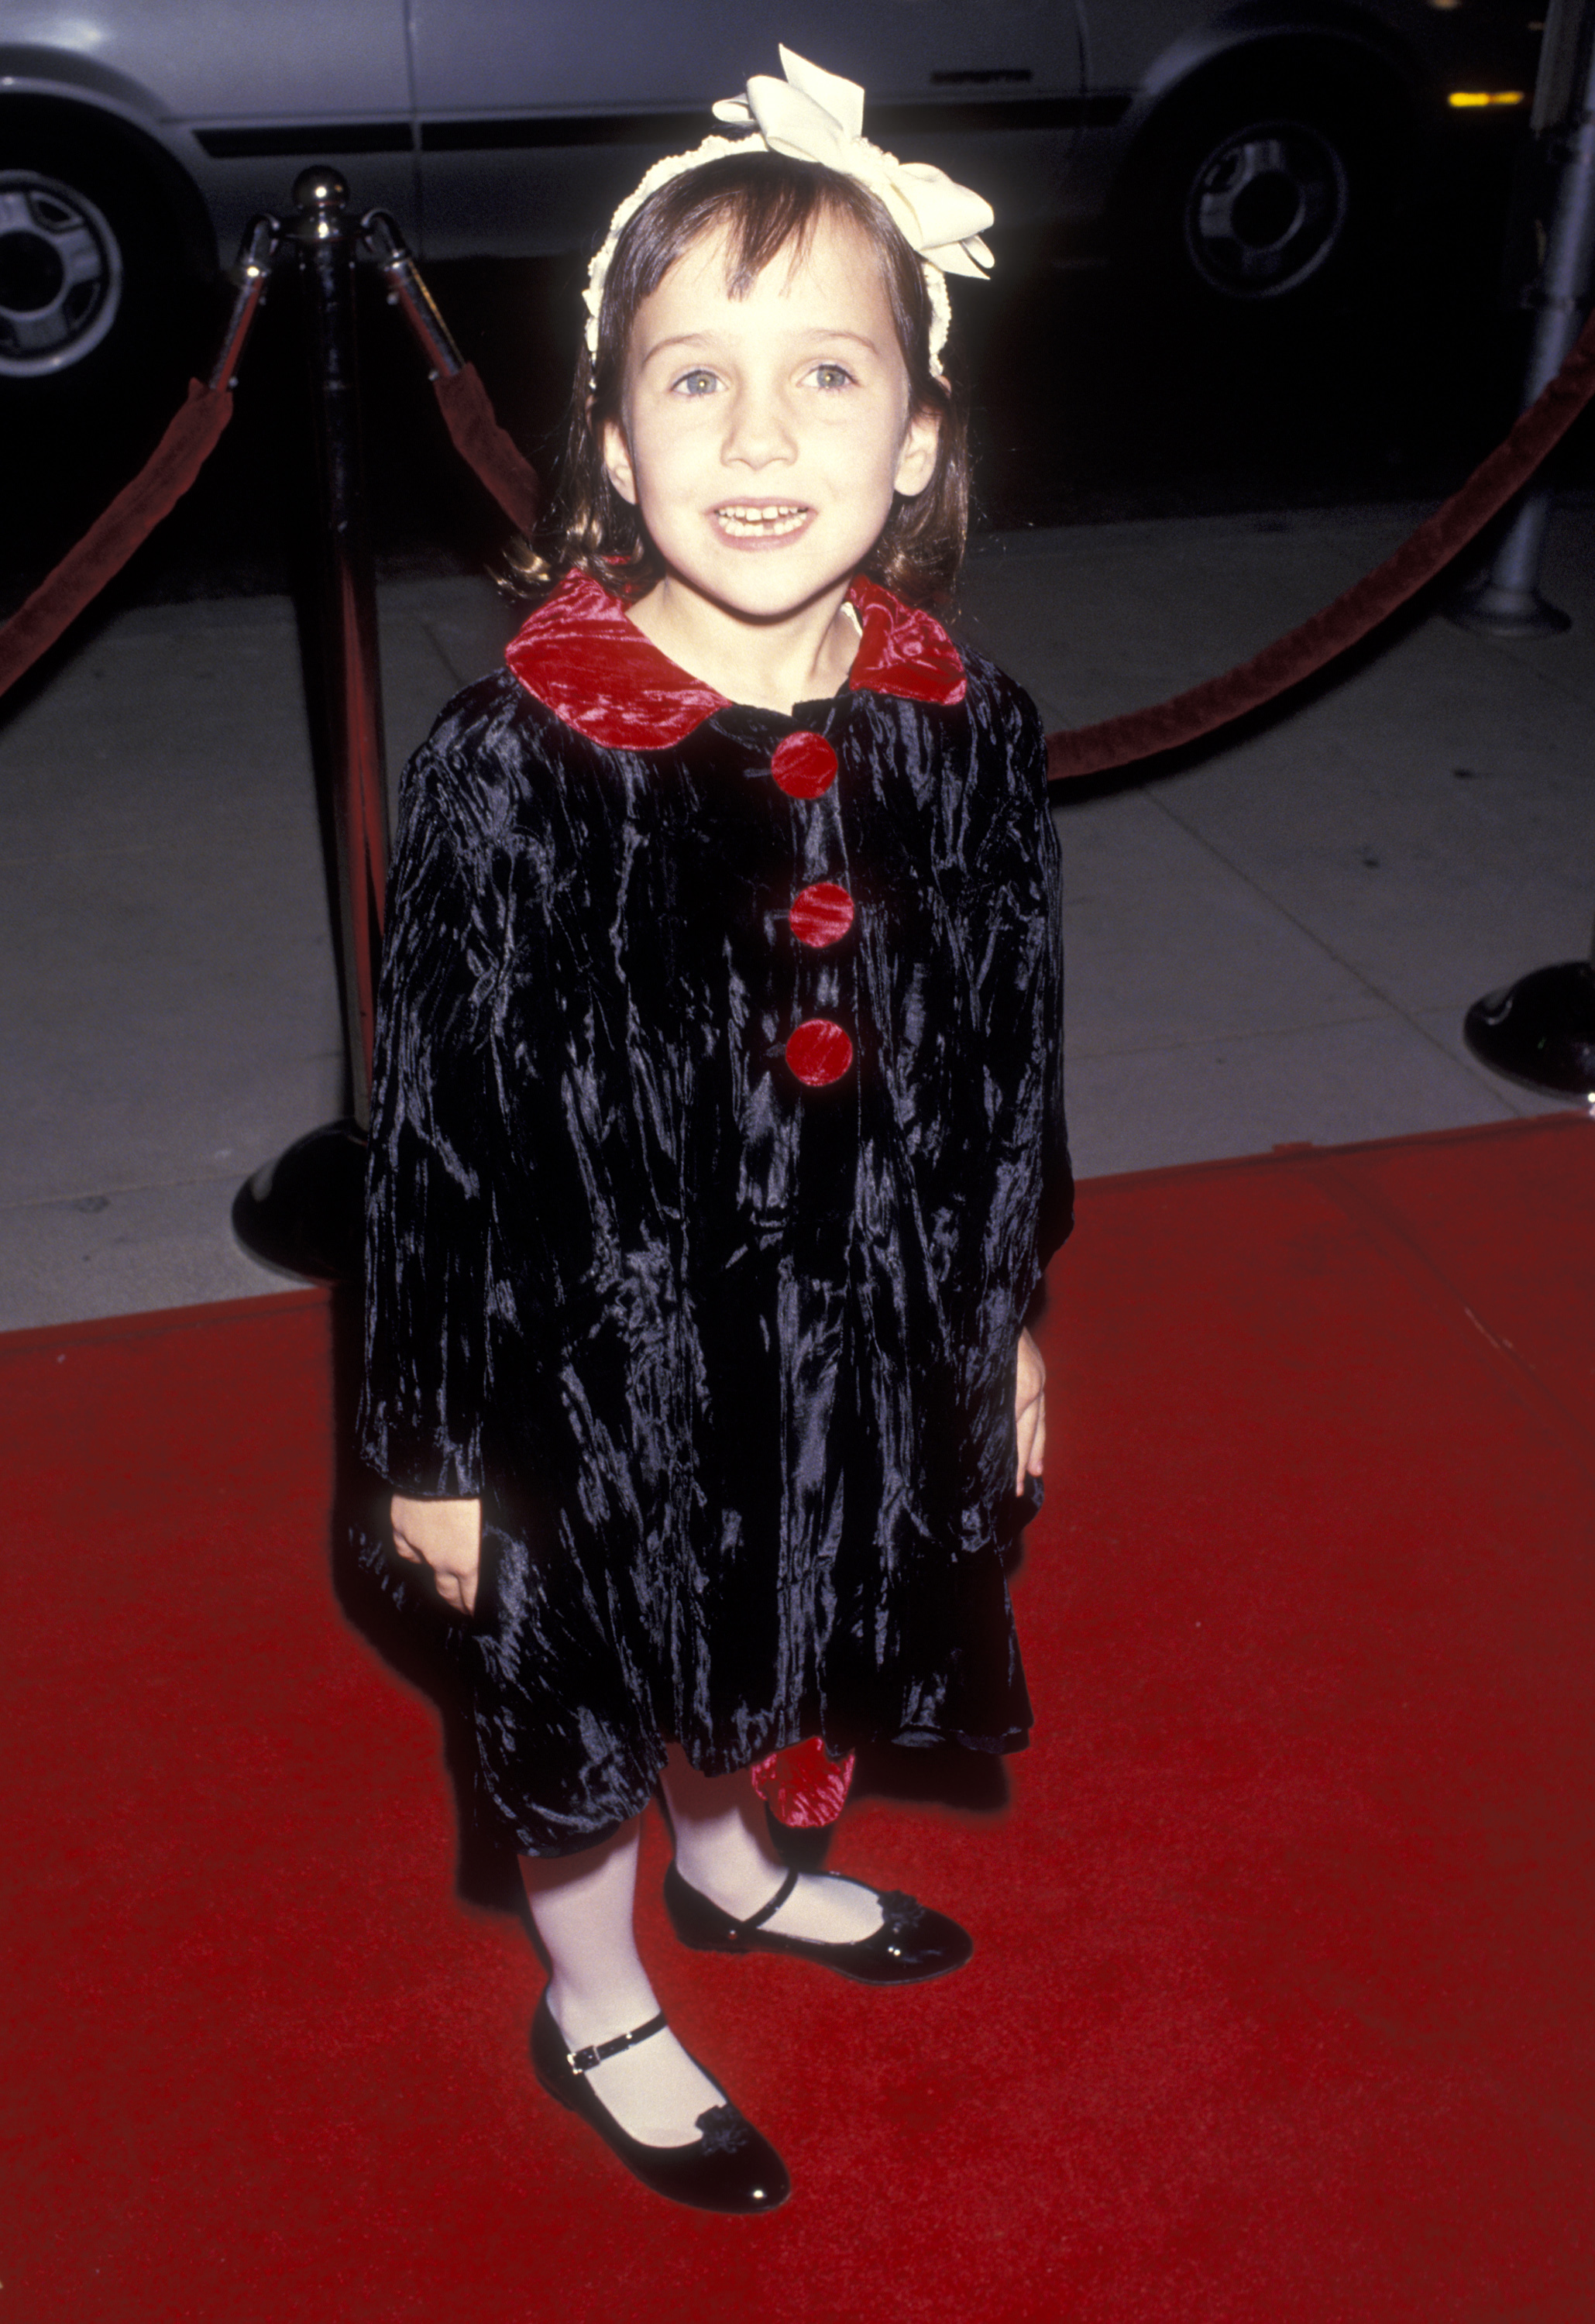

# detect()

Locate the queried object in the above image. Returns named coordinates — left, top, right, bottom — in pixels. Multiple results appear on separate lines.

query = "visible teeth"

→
left=717, top=504, right=808, bottom=537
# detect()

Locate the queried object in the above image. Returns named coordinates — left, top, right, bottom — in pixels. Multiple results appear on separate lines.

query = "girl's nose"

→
left=721, top=384, right=797, bottom=469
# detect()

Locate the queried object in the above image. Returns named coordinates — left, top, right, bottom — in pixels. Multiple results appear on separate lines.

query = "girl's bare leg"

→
left=659, top=1748, right=886, bottom=1943
left=520, top=1820, right=723, bottom=2146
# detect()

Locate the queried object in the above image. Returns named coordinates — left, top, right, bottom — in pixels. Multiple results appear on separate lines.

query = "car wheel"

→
left=0, top=167, right=126, bottom=376
left=1182, top=118, right=1349, bottom=300
left=1125, top=63, right=1402, bottom=311
left=0, top=122, right=201, bottom=396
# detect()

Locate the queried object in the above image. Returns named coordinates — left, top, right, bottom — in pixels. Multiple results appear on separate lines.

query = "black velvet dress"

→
left=356, top=569, right=1071, bottom=1856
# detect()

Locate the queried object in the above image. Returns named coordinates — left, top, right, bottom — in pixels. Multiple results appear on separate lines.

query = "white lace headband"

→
left=582, top=45, right=995, bottom=380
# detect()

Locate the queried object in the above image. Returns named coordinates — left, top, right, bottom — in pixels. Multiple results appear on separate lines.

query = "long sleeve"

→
left=358, top=736, right=508, bottom=1498
left=966, top=675, right=1073, bottom=1296
left=1035, top=789, right=1073, bottom=1273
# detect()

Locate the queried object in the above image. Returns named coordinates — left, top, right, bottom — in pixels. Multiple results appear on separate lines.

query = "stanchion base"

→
left=1449, top=578, right=1573, bottom=638
left=232, top=1118, right=367, bottom=1285
left=1463, top=960, right=1595, bottom=1100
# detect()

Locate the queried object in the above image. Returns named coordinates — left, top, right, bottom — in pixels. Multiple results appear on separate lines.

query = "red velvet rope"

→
left=1046, top=307, right=1595, bottom=783
left=0, top=380, right=232, bottom=701
left=431, top=363, right=543, bottom=538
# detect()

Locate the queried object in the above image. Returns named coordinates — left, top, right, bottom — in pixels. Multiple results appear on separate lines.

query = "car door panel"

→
left=0, top=0, right=421, bottom=248
left=0, top=0, right=413, bottom=121
left=410, top=0, right=1086, bottom=257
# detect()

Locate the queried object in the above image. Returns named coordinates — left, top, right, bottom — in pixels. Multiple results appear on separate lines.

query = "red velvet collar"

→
left=504, top=567, right=965, bottom=750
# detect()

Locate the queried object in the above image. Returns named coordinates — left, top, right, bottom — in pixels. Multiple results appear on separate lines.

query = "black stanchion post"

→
left=291, top=165, right=390, bottom=1124
left=1463, top=957, right=1595, bottom=1101
left=1457, top=4, right=1595, bottom=1101
left=1452, top=0, right=1595, bottom=638
left=232, top=167, right=387, bottom=1284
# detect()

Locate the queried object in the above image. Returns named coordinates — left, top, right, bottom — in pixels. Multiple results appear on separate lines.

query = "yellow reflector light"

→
left=1447, top=90, right=1526, bottom=107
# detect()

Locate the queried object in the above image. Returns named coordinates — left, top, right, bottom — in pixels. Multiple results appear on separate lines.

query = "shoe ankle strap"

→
left=568, top=2010, right=668, bottom=2076
left=740, top=1866, right=800, bottom=1934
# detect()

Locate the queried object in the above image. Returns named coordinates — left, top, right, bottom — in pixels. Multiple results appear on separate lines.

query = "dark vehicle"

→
left=0, top=1, right=1539, bottom=388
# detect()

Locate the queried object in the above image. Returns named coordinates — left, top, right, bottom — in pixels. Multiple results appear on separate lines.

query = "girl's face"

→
left=601, top=211, right=940, bottom=625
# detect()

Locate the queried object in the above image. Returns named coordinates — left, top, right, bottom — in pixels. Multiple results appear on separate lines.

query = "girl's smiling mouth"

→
left=712, top=501, right=814, bottom=543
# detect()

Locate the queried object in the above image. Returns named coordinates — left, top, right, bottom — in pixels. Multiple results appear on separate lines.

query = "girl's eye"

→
left=672, top=369, right=720, bottom=397
left=809, top=363, right=854, bottom=392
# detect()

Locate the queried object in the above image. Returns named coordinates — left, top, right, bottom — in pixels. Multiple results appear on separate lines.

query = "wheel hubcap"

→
left=1184, top=122, right=1348, bottom=299
left=0, top=173, right=123, bottom=376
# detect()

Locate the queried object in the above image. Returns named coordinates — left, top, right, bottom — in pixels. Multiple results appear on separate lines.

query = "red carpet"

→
left=4, top=1116, right=1593, bottom=2323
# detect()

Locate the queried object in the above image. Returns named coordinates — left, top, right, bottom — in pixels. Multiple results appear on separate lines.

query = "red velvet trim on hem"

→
left=751, top=1738, right=857, bottom=1827
left=504, top=569, right=964, bottom=747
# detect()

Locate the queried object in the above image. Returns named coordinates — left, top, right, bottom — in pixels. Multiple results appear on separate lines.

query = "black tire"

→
left=1121, top=57, right=1406, bottom=313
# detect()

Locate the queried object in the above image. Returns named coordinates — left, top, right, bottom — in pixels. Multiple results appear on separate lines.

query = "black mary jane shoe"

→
left=529, top=1994, right=790, bottom=2215
left=663, top=1862, right=974, bottom=1985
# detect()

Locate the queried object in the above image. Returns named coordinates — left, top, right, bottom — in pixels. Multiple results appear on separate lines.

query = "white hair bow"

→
left=583, top=45, right=995, bottom=375
left=713, top=47, right=995, bottom=286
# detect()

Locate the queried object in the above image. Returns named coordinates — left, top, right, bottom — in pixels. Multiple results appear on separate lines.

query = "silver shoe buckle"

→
left=563, top=2009, right=668, bottom=2077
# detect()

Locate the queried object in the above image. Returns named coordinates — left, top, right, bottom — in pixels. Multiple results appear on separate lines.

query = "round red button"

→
left=785, top=1018, right=854, bottom=1087
left=770, top=733, right=838, bottom=799
left=789, top=881, right=855, bottom=949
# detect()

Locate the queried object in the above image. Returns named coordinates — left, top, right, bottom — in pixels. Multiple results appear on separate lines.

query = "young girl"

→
left=356, top=47, right=1071, bottom=2216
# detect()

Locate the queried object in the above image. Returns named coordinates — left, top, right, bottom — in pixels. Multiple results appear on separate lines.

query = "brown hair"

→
left=537, top=150, right=970, bottom=607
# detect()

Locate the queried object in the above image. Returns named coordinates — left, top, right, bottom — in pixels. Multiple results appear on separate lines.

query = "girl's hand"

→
left=1014, top=1329, right=1046, bottom=1497
left=390, top=1494, right=482, bottom=1616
